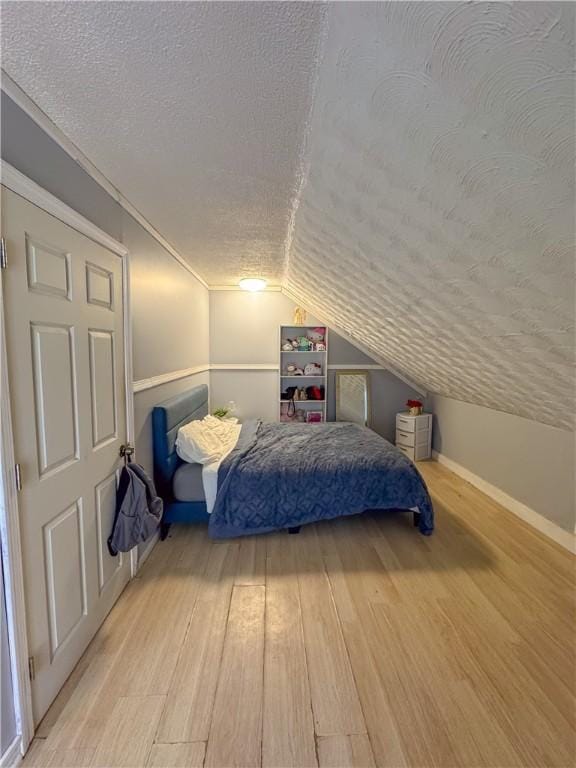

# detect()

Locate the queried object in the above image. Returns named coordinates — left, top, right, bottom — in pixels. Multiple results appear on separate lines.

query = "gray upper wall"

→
left=123, top=212, right=209, bottom=381
left=430, top=394, right=575, bottom=534
left=1, top=93, right=123, bottom=240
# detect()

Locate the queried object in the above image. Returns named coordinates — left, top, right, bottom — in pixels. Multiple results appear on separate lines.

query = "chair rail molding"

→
left=133, top=365, right=211, bottom=393
left=210, top=363, right=279, bottom=371
left=328, top=364, right=384, bottom=370
left=133, top=362, right=392, bottom=394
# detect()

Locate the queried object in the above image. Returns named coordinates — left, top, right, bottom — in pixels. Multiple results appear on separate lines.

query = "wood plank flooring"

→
left=24, top=462, right=575, bottom=767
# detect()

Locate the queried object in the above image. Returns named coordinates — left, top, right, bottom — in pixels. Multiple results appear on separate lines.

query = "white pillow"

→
left=176, top=420, right=223, bottom=464
left=176, top=416, right=240, bottom=465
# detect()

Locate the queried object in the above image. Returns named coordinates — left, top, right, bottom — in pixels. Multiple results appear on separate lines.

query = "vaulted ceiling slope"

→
left=1, top=2, right=574, bottom=429
left=1, top=1, right=326, bottom=284
left=286, top=2, right=575, bottom=430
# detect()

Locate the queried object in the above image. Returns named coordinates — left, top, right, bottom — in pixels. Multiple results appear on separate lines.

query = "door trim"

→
left=1, top=163, right=128, bottom=257
left=0, top=164, right=134, bottom=755
left=0, top=265, right=33, bottom=757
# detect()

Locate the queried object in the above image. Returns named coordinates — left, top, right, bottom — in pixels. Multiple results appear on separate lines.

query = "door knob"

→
left=119, top=443, right=134, bottom=464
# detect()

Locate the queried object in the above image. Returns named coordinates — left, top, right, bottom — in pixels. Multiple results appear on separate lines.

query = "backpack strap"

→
left=107, top=466, right=131, bottom=556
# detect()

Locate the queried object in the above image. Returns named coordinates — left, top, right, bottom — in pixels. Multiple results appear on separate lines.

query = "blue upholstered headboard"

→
left=152, top=384, right=209, bottom=497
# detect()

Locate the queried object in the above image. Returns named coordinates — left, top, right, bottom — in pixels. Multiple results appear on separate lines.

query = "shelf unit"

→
left=279, top=325, right=328, bottom=423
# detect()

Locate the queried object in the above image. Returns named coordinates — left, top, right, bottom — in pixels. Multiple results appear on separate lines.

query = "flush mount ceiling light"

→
left=239, top=277, right=267, bottom=292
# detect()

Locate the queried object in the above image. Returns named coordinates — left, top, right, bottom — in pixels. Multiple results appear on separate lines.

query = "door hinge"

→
left=28, top=656, right=35, bottom=681
left=0, top=237, right=7, bottom=269
left=15, top=463, right=22, bottom=492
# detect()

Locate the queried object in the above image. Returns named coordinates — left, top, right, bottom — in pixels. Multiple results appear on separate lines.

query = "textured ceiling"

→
left=1, top=0, right=326, bottom=284
left=286, top=2, right=575, bottom=429
left=1, top=2, right=575, bottom=429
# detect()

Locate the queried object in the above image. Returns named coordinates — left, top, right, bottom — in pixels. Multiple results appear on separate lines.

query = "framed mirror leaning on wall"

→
left=335, top=370, right=371, bottom=427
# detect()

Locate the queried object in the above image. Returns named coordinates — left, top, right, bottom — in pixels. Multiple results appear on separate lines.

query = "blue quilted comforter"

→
left=209, top=420, right=434, bottom=538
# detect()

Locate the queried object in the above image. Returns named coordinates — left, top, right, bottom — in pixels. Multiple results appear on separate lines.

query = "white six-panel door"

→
left=1, top=188, right=131, bottom=724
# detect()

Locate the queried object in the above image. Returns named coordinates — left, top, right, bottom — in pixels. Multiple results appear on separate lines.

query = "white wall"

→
left=209, top=289, right=422, bottom=440
left=209, top=291, right=301, bottom=422
left=431, top=394, right=575, bottom=534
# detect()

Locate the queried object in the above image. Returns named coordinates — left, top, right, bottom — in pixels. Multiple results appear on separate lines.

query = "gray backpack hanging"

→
left=108, top=462, right=163, bottom=555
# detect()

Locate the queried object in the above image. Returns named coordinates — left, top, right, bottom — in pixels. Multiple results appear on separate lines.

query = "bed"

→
left=152, top=384, right=434, bottom=539
left=152, top=385, right=211, bottom=539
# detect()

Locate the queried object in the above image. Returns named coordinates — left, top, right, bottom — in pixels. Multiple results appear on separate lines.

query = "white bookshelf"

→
left=279, top=325, right=328, bottom=423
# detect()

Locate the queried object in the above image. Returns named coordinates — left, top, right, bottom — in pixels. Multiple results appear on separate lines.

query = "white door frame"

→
left=0, top=161, right=135, bottom=757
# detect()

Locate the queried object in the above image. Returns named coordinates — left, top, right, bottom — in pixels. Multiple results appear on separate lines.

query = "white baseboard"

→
left=433, top=451, right=576, bottom=554
left=0, top=736, right=22, bottom=768
left=136, top=531, right=160, bottom=572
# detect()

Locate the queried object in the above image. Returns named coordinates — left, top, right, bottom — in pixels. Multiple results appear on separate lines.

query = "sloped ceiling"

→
left=286, top=2, right=575, bottom=430
left=0, top=0, right=326, bottom=284
left=1, top=2, right=574, bottom=428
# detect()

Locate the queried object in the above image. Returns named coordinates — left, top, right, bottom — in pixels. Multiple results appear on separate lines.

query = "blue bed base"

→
left=152, top=384, right=210, bottom=531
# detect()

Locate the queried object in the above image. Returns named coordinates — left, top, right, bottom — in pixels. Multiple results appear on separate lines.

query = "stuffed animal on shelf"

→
left=314, top=342, right=326, bottom=351
left=308, top=328, right=325, bottom=343
left=304, top=362, right=322, bottom=376
left=282, top=340, right=294, bottom=351
left=286, top=363, right=304, bottom=375
left=297, top=336, right=312, bottom=351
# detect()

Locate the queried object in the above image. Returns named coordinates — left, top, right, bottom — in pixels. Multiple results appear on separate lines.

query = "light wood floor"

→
left=24, top=462, right=575, bottom=768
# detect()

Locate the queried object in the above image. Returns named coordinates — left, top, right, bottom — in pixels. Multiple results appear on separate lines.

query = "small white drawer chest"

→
left=395, top=412, right=433, bottom=461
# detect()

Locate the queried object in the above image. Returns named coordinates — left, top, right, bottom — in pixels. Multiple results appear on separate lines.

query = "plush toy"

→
left=304, top=362, right=322, bottom=376
left=297, top=335, right=312, bottom=351
left=314, top=342, right=326, bottom=351
left=308, top=328, right=325, bottom=343
left=286, top=363, right=304, bottom=375
left=282, top=340, right=294, bottom=351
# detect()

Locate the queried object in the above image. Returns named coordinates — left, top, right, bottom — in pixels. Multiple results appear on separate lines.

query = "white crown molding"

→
left=121, top=204, right=208, bottom=290
left=281, top=285, right=426, bottom=394
left=133, top=365, right=210, bottom=393
left=1, top=162, right=128, bottom=257
left=433, top=450, right=576, bottom=554
left=1, top=72, right=209, bottom=289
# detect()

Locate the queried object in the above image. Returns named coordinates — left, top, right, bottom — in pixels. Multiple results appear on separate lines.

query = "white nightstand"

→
left=396, top=412, right=433, bottom=461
